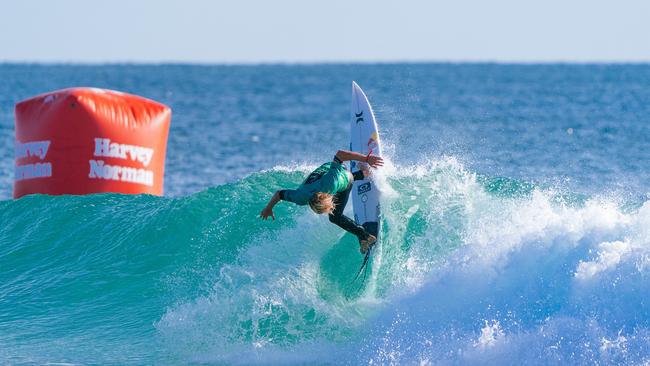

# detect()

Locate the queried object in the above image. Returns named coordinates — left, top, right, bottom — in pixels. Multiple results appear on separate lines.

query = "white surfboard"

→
left=350, top=81, right=382, bottom=238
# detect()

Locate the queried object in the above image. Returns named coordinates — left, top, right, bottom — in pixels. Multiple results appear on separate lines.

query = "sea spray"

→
left=355, top=175, right=650, bottom=365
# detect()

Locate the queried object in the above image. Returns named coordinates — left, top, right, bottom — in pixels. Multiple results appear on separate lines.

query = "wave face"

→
left=2, top=159, right=649, bottom=365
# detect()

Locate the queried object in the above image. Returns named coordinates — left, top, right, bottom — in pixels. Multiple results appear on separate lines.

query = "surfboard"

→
left=349, top=81, right=382, bottom=239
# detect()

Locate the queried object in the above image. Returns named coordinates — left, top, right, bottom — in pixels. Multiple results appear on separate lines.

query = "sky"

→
left=1, top=0, right=649, bottom=63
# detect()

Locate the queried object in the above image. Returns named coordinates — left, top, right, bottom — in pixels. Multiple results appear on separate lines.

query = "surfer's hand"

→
left=260, top=206, right=275, bottom=220
left=367, top=155, right=384, bottom=168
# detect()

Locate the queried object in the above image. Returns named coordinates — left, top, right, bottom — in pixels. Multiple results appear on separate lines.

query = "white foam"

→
left=575, top=240, right=631, bottom=280
left=352, top=160, right=650, bottom=365
left=474, top=320, right=505, bottom=349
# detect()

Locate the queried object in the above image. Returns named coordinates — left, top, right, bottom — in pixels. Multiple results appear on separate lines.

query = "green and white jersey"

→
left=281, top=161, right=350, bottom=205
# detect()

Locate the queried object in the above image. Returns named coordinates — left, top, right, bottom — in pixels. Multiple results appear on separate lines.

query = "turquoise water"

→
left=1, top=64, right=650, bottom=365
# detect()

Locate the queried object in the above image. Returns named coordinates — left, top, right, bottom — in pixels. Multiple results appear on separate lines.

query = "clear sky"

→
left=1, top=0, right=649, bottom=63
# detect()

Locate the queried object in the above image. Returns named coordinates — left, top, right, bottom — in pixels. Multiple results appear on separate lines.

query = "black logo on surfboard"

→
left=355, top=111, right=364, bottom=124
left=358, top=182, right=371, bottom=194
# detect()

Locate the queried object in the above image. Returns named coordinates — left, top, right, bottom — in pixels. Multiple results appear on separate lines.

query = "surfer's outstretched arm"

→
left=260, top=191, right=281, bottom=220
left=335, top=150, right=383, bottom=168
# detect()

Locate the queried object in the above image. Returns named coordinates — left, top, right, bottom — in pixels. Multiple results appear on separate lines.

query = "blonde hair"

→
left=309, top=192, right=335, bottom=214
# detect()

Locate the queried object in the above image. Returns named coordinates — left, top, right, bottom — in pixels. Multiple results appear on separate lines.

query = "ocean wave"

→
left=2, top=157, right=649, bottom=365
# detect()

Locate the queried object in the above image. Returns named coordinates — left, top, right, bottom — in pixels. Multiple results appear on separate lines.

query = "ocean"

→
left=1, top=63, right=649, bottom=365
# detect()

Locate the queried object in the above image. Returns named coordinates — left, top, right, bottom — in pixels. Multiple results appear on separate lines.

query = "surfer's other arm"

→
left=334, top=149, right=384, bottom=168
left=260, top=191, right=281, bottom=220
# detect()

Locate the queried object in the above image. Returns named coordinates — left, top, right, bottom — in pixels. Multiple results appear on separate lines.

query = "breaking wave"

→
left=2, top=157, right=649, bottom=365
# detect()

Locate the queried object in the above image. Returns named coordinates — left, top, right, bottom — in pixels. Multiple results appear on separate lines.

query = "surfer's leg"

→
left=329, top=213, right=368, bottom=239
left=329, top=185, right=369, bottom=240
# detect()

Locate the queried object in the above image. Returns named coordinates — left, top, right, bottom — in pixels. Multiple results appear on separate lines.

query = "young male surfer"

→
left=260, top=150, right=384, bottom=254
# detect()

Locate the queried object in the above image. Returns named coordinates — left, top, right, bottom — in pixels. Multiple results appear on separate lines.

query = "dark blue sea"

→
left=1, top=63, right=649, bottom=365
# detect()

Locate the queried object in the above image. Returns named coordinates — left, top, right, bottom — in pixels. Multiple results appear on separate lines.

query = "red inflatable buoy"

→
left=14, top=88, right=171, bottom=198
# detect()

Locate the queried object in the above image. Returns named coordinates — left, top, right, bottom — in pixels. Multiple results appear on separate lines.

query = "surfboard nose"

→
left=352, top=81, right=363, bottom=94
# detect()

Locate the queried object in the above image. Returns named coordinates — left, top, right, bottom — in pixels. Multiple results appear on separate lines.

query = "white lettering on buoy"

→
left=15, top=162, right=52, bottom=181
left=15, top=140, right=50, bottom=160
left=93, top=138, right=154, bottom=167
left=88, top=138, right=155, bottom=187
left=14, top=140, right=53, bottom=181
left=88, top=160, right=154, bottom=186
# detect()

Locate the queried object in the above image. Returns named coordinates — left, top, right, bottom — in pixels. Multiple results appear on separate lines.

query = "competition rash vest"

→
left=280, top=161, right=350, bottom=205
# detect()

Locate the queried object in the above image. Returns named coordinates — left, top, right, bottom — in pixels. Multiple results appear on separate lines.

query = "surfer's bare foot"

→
left=359, top=235, right=377, bottom=254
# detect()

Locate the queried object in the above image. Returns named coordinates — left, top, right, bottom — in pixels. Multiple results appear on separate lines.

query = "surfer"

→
left=260, top=150, right=384, bottom=254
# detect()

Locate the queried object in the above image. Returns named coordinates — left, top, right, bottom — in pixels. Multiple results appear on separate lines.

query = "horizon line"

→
left=2, top=59, right=650, bottom=66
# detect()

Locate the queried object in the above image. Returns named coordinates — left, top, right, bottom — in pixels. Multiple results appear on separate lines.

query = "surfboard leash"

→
left=343, top=246, right=374, bottom=299
left=352, top=246, right=372, bottom=285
